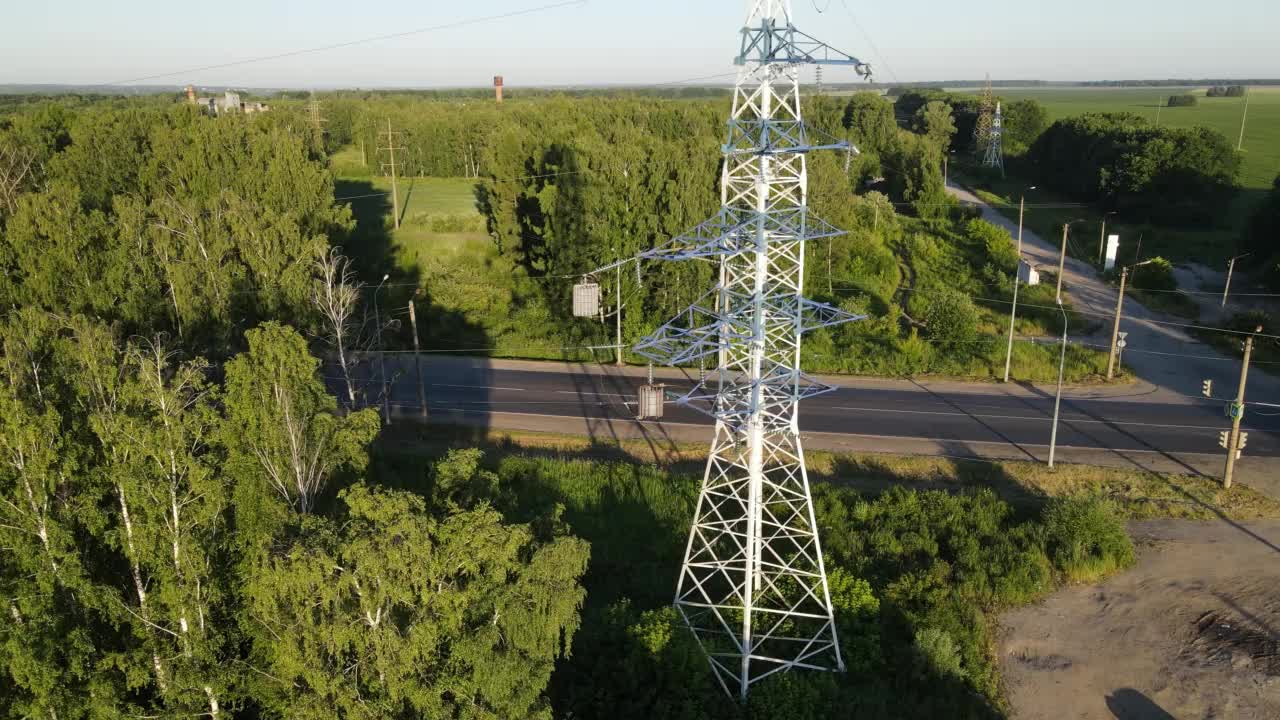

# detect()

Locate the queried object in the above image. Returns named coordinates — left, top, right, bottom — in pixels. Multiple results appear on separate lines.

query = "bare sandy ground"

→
left=999, top=520, right=1280, bottom=720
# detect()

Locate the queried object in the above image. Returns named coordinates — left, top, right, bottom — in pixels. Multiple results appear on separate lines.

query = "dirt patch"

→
left=999, top=519, right=1280, bottom=719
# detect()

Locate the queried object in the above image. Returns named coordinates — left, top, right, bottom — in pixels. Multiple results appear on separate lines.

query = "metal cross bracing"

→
left=628, top=0, right=871, bottom=700
left=983, top=101, right=1005, bottom=175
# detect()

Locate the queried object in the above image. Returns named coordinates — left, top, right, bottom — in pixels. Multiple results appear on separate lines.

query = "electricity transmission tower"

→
left=306, top=93, right=326, bottom=134
left=972, top=75, right=994, bottom=156
left=378, top=119, right=404, bottom=230
left=629, top=0, right=870, bottom=700
left=983, top=101, right=1005, bottom=175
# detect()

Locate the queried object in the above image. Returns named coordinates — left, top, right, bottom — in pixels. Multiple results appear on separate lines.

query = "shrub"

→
left=1132, top=256, right=1177, bottom=292
left=912, top=627, right=966, bottom=681
left=1042, top=498, right=1135, bottom=583
left=967, top=218, right=1018, bottom=272
left=1167, top=94, right=1197, bottom=107
left=923, top=288, right=979, bottom=349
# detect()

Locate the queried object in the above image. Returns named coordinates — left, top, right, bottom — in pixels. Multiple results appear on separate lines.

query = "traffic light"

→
left=1219, top=431, right=1230, bottom=449
left=1202, top=379, right=1213, bottom=398
left=1240, top=433, right=1249, bottom=450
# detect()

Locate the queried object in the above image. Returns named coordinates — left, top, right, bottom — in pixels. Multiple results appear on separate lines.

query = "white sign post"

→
left=1104, top=234, right=1121, bottom=272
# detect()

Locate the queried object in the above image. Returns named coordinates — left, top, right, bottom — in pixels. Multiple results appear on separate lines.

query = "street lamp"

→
left=1048, top=295, right=1069, bottom=469
left=1003, top=186, right=1037, bottom=383
left=1222, top=252, right=1252, bottom=309
left=1097, top=211, right=1118, bottom=265
left=374, top=274, right=391, bottom=424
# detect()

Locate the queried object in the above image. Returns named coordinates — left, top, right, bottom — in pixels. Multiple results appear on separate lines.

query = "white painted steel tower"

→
left=632, top=0, right=871, bottom=699
left=983, top=101, right=1005, bottom=174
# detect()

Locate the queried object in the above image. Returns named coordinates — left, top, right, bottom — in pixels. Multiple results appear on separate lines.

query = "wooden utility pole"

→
left=378, top=119, right=403, bottom=230
left=408, top=296, right=427, bottom=419
left=1105, top=266, right=1131, bottom=380
left=1223, top=325, right=1262, bottom=488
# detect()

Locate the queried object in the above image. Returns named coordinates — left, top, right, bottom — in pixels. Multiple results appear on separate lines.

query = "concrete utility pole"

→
left=615, top=259, right=623, bottom=366
left=1237, top=89, right=1250, bottom=151
left=1055, top=222, right=1071, bottom=304
left=408, top=295, right=427, bottom=419
left=1223, top=252, right=1251, bottom=309
left=379, top=119, right=403, bottom=230
left=1106, top=260, right=1152, bottom=380
left=1098, top=211, right=1116, bottom=265
left=1048, top=298, right=1069, bottom=469
left=374, top=275, right=391, bottom=424
left=1223, top=325, right=1263, bottom=488
left=1003, top=191, right=1032, bottom=383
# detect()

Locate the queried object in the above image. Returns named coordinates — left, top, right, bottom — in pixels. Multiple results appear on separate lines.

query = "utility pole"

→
left=1106, top=260, right=1152, bottom=379
left=378, top=119, right=403, bottom=230
left=1223, top=251, right=1254, bottom=307
left=1223, top=325, right=1262, bottom=488
left=1098, top=211, right=1116, bottom=265
left=374, top=275, right=391, bottom=424
left=615, top=259, right=623, bottom=366
left=408, top=294, right=427, bottom=419
left=1237, top=89, right=1250, bottom=151
left=1048, top=298, right=1068, bottom=468
left=1106, top=267, right=1130, bottom=381
left=1055, top=222, right=1070, bottom=304
left=1003, top=192, right=1030, bottom=383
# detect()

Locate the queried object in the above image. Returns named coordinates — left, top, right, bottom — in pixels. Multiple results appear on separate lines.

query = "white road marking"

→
left=832, top=405, right=1224, bottom=431
left=430, top=383, right=526, bottom=392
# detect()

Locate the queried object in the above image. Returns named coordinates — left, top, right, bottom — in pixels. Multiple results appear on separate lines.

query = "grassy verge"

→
left=380, top=425, right=1280, bottom=523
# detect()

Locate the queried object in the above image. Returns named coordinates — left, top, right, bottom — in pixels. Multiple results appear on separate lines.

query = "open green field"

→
left=948, top=86, right=1280, bottom=190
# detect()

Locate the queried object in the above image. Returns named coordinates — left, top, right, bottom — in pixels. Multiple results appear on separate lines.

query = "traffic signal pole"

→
left=1223, top=325, right=1262, bottom=489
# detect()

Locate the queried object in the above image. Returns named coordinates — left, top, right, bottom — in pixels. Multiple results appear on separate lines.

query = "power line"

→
left=101, top=0, right=588, bottom=86
left=838, top=0, right=898, bottom=84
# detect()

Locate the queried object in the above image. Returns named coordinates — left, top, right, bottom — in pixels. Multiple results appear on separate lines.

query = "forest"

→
left=0, top=85, right=1248, bottom=717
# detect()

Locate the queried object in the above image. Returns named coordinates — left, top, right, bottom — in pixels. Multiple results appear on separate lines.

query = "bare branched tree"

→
left=0, top=143, right=37, bottom=217
left=311, top=248, right=364, bottom=407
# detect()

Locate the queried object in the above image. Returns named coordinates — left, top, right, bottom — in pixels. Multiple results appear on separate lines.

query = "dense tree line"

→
left=1166, top=94, right=1197, bottom=107
left=1025, top=112, right=1240, bottom=225
left=1206, top=85, right=1248, bottom=98
left=892, top=89, right=1049, bottom=156
left=1242, top=174, right=1280, bottom=288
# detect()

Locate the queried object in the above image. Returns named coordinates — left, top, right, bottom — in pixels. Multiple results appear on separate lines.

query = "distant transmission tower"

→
left=631, top=0, right=871, bottom=700
left=983, top=101, right=1005, bottom=175
left=306, top=93, right=326, bottom=134
left=972, top=74, right=994, bottom=156
left=815, top=65, right=824, bottom=95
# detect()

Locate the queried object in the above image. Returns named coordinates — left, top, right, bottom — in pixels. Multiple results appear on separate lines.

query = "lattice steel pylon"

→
left=983, top=101, right=1005, bottom=175
left=631, top=0, right=871, bottom=700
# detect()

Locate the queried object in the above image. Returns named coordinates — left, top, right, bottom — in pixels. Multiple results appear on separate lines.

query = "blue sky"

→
left=2, top=0, right=1277, bottom=88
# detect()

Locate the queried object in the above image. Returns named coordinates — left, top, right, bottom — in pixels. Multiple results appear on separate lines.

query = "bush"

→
left=912, top=627, right=967, bottom=682
left=1131, top=256, right=1177, bottom=292
left=923, top=288, right=979, bottom=349
left=967, top=218, right=1018, bottom=273
left=1167, top=94, right=1197, bottom=107
left=1042, top=498, right=1135, bottom=583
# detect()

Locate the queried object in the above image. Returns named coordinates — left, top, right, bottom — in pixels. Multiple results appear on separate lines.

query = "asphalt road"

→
left=358, top=357, right=1280, bottom=463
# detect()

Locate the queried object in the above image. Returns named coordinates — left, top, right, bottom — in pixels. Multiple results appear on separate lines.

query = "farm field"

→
left=948, top=86, right=1280, bottom=191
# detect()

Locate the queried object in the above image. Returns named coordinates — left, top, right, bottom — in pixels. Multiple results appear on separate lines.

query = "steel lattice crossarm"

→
left=724, top=115, right=852, bottom=156
left=735, top=13, right=872, bottom=75
left=639, top=207, right=846, bottom=263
